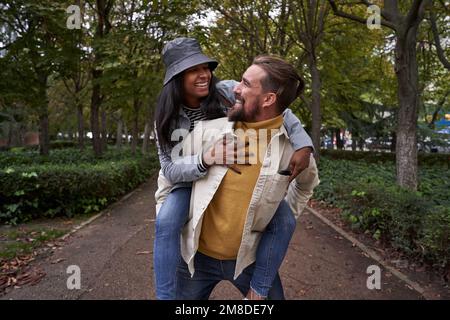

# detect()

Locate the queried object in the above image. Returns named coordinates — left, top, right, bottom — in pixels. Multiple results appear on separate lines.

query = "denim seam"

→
left=263, top=216, right=277, bottom=296
left=251, top=215, right=277, bottom=298
left=219, top=260, right=226, bottom=280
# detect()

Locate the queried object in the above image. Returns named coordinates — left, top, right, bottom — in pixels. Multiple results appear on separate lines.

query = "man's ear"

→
left=262, top=92, right=277, bottom=109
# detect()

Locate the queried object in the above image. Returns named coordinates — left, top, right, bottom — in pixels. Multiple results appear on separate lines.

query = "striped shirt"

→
left=182, top=105, right=208, bottom=172
left=183, top=105, right=208, bottom=132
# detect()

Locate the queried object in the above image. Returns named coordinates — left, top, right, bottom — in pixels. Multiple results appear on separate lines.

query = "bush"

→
left=316, top=156, right=450, bottom=270
left=419, top=206, right=450, bottom=268
left=0, top=150, right=159, bottom=224
left=320, top=149, right=450, bottom=167
left=337, top=181, right=428, bottom=253
left=0, top=147, right=143, bottom=167
left=50, top=140, right=77, bottom=149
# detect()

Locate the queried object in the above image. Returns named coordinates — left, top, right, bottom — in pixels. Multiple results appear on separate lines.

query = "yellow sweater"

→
left=198, top=115, right=284, bottom=259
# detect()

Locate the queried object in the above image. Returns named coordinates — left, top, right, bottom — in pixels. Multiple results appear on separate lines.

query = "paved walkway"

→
left=0, top=174, right=435, bottom=300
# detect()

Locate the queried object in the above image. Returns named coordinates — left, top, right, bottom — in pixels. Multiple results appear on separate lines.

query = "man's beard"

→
left=227, top=100, right=260, bottom=122
left=227, top=103, right=245, bottom=121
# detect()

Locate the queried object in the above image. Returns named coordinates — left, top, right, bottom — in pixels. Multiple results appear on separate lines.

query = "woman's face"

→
left=182, top=63, right=211, bottom=107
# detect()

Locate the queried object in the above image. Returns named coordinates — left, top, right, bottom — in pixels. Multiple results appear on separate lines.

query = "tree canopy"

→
left=0, top=0, right=449, bottom=189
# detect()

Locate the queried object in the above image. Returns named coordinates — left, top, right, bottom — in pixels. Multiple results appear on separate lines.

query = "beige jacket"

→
left=155, top=117, right=319, bottom=279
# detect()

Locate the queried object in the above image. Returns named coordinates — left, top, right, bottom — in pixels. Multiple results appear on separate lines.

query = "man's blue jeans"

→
left=175, top=251, right=285, bottom=300
left=153, top=187, right=296, bottom=299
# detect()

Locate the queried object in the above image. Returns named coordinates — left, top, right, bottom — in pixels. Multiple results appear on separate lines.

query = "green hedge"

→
left=49, top=140, right=78, bottom=149
left=320, top=149, right=450, bottom=167
left=0, top=152, right=159, bottom=224
left=0, top=147, right=141, bottom=167
left=0, top=140, right=118, bottom=153
left=316, top=157, right=450, bottom=270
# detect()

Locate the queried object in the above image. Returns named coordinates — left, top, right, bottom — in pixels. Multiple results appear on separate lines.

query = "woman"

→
left=153, top=37, right=313, bottom=300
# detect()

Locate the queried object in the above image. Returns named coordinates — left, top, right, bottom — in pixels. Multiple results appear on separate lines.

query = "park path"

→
left=0, top=173, right=433, bottom=300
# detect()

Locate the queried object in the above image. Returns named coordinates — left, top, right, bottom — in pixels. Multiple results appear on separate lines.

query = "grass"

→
left=0, top=228, right=66, bottom=260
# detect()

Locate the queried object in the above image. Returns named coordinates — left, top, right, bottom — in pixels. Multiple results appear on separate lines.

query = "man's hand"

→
left=288, top=147, right=312, bottom=182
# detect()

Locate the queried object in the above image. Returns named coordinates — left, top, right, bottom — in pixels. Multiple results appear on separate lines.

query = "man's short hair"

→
left=252, top=55, right=305, bottom=112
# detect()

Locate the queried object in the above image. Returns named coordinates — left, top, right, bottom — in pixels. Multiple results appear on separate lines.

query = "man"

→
left=174, top=55, right=319, bottom=300
left=152, top=37, right=313, bottom=300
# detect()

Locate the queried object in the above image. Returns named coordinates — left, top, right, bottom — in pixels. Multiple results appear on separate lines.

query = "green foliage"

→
left=0, top=228, right=66, bottom=259
left=0, top=0, right=73, bottom=104
left=320, top=149, right=450, bottom=167
left=0, top=149, right=160, bottom=224
left=419, top=206, right=450, bottom=268
left=49, top=140, right=78, bottom=149
left=316, top=156, right=450, bottom=269
left=0, top=147, right=147, bottom=167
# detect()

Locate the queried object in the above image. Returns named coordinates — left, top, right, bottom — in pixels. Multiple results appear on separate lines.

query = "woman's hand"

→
left=202, top=135, right=251, bottom=174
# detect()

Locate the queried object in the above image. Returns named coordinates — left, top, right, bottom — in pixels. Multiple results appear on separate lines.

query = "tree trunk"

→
left=276, top=0, right=288, bottom=56
left=101, top=106, right=107, bottom=152
left=131, top=98, right=141, bottom=155
left=90, top=0, right=112, bottom=157
left=39, top=110, right=49, bottom=155
left=358, top=138, right=364, bottom=151
left=308, top=52, right=322, bottom=158
left=116, top=118, right=123, bottom=148
left=38, top=75, right=49, bottom=156
left=336, top=128, right=344, bottom=150
left=395, top=28, right=419, bottom=190
left=77, top=103, right=84, bottom=150
left=90, top=78, right=102, bottom=156
left=351, top=135, right=357, bottom=151
left=7, top=122, right=21, bottom=147
left=124, top=123, right=129, bottom=145
left=390, top=131, right=396, bottom=153
left=142, top=100, right=155, bottom=154
left=7, top=123, right=12, bottom=147
left=142, top=123, right=150, bottom=154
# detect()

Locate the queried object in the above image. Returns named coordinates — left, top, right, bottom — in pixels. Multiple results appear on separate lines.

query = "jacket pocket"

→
left=265, top=173, right=290, bottom=203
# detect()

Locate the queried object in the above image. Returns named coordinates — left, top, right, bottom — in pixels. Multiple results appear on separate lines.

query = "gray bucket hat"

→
left=162, top=37, right=218, bottom=86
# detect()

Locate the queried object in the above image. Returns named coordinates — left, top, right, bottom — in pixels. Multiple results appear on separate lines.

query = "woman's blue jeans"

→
left=153, top=187, right=296, bottom=300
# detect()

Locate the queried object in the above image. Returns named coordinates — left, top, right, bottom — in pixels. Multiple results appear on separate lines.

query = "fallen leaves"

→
left=0, top=236, right=65, bottom=296
left=0, top=254, right=46, bottom=294
left=1, top=255, right=35, bottom=274
left=13, top=269, right=45, bottom=286
left=51, top=258, right=66, bottom=264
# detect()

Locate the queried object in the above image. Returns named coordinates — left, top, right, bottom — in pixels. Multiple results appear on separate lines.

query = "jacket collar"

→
left=225, top=119, right=290, bottom=140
